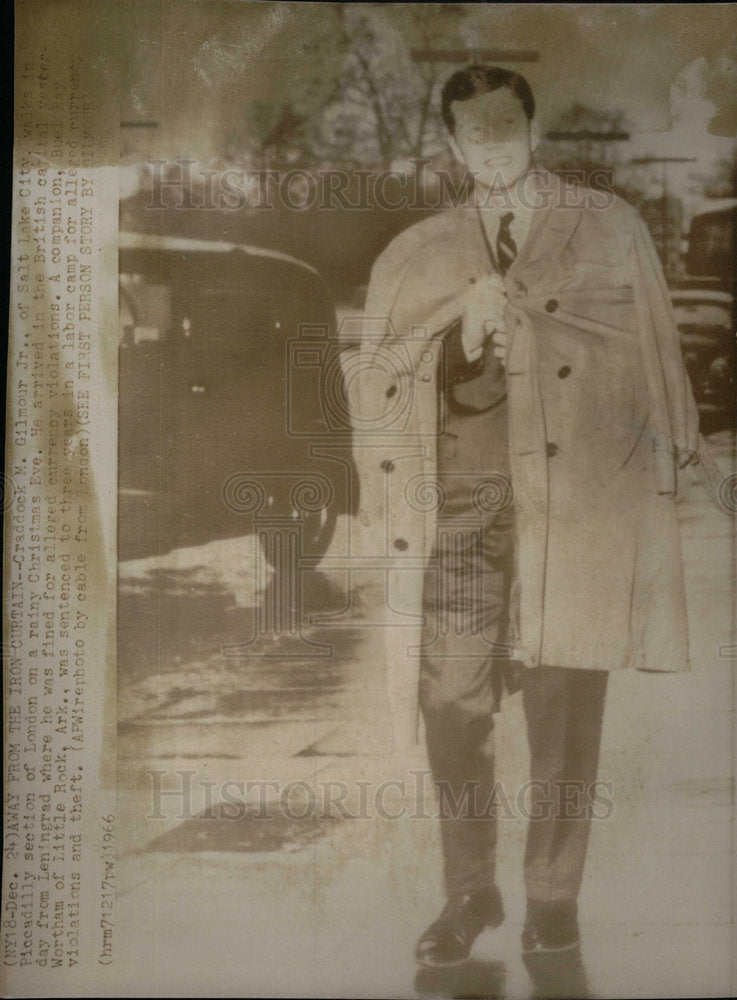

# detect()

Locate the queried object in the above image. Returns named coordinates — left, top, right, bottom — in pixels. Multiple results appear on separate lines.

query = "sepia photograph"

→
left=4, top=3, right=737, bottom=997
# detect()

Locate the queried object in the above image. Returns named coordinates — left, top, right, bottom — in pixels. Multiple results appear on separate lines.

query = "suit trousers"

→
left=419, top=512, right=608, bottom=904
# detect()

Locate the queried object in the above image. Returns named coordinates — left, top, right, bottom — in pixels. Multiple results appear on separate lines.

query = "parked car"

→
left=671, top=284, right=736, bottom=434
left=118, top=233, right=357, bottom=562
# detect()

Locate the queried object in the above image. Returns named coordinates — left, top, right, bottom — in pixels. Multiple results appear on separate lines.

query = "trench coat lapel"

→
left=451, top=172, right=584, bottom=289
left=510, top=194, right=583, bottom=287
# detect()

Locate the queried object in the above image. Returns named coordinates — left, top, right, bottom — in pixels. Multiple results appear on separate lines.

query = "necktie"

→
left=496, top=212, right=517, bottom=275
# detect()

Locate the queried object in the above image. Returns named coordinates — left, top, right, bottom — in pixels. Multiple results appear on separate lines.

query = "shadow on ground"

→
left=118, top=568, right=360, bottom=680
left=413, top=947, right=589, bottom=999
left=414, top=959, right=506, bottom=999
left=146, top=801, right=344, bottom=854
left=522, top=946, right=590, bottom=999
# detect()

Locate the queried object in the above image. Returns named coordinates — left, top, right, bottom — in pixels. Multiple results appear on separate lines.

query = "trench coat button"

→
left=386, top=384, right=397, bottom=398
left=420, top=373, right=432, bottom=383
left=469, top=276, right=477, bottom=284
left=393, top=538, right=409, bottom=551
left=380, top=460, right=395, bottom=472
left=557, top=365, right=571, bottom=379
left=545, top=298, right=559, bottom=313
left=546, top=442, right=559, bottom=457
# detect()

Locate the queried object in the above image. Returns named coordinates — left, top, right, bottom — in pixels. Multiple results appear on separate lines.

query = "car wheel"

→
left=258, top=505, right=338, bottom=569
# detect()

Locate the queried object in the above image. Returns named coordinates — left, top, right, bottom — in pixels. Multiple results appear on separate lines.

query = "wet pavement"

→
left=113, top=431, right=736, bottom=997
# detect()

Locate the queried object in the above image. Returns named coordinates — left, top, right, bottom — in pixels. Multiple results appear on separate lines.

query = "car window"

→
left=120, top=274, right=173, bottom=343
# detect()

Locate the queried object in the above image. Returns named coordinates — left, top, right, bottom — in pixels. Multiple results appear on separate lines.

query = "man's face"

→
left=449, top=87, right=539, bottom=193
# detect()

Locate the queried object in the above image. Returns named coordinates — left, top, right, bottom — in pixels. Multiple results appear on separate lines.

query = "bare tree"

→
left=316, top=5, right=464, bottom=167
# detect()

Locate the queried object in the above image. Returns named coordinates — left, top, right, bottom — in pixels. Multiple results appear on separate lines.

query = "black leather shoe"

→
left=521, top=900, right=580, bottom=954
left=415, top=886, right=505, bottom=968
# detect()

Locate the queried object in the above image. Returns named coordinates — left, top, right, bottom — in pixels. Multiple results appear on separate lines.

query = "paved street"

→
left=113, top=431, right=735, bottom=998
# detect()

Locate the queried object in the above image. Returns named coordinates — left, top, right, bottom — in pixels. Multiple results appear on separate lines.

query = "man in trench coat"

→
left=352, top=66, right=700, bottom=966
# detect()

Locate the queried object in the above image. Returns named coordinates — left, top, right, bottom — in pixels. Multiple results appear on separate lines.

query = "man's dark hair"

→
left=441, top=65, right=535, bottom=133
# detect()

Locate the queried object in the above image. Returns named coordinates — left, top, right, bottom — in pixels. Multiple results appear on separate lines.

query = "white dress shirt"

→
left=460, top=185, right=538, bottom=361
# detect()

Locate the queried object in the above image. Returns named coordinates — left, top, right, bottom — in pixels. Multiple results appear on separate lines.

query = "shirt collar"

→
left=471, top=167, right=545, bottom=216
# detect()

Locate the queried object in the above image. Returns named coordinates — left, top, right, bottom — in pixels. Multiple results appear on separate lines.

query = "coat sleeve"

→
left=630, top=212, right=700, bottom=463
left=353, top=240, right=471, bottom=438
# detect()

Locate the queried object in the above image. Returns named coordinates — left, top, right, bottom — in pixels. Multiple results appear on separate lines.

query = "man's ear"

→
left=530, top=118, right=541, bottom=153
left=448, top=134, right=465, bottom=164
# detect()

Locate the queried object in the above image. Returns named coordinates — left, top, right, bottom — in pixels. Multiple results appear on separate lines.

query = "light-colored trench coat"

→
left=352, top=170, right=701, bottom=748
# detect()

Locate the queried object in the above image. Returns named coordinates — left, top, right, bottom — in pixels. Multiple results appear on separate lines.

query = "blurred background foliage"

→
left=118, top=2, right=737, bottom=291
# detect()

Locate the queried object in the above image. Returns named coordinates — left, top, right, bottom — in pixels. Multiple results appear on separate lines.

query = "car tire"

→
left=258, top=506, right=338, bottom=570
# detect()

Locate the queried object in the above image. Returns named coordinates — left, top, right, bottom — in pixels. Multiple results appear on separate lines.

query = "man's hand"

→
left=458, top=271, right=508, bottom=363
left=485, top=320, right=508, bottom=363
